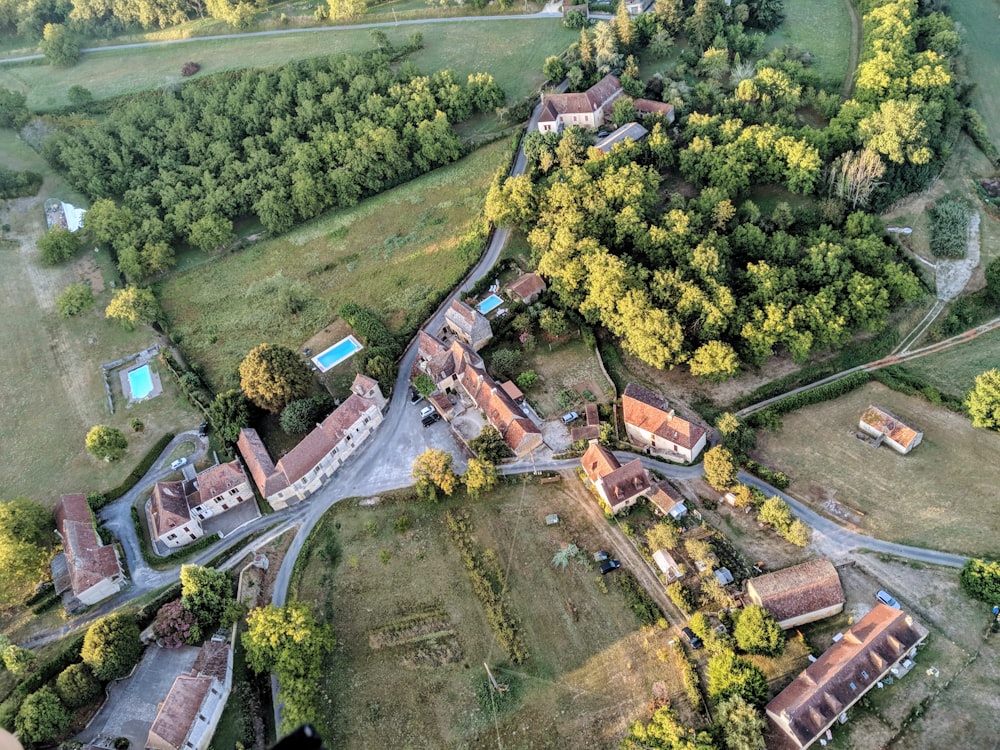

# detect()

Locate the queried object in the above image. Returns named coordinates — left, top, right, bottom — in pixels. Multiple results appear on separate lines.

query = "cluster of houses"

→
left=536, top=73, right=675, bottom=154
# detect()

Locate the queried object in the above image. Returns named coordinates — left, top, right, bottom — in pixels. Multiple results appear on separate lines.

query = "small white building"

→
left=652, top=549, right=683, bottom=579
left=859, top=405, right=923, bottom=454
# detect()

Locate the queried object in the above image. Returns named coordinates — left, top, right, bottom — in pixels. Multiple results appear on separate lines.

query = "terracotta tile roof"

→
left=429, top=392, right=453, bottom=415
left=585, top=403, right=599, bottom=426
left=417, top=330, right=448, bottom=361
left=151, top=480, right=195, bottom=538
left=747, top=559, right=845, bottom=627
left=647, top=481, right=685, bottom=515
left=237, top=428, right=287, bottom=497
left=581, top=441, right=620, bottom=484
left=634, top=98, right=675, bottom=119
left=195, top=460, right=247, bottom=503
left=351, top=374, right=379, bottom=395
left=601, top=458, right=650, bottom=510
left=595, top=122, right=648, bottom=153
left=192, top=640, right=229, bottom=681
left=55, top=494, right=121, bottom=596
left=500, top=380, right=523, bottom=401
left=860, top=406, right=921, bottom=450
left=149, top=675, right=214, bottom=749
left=276, top=392, right=373, bottom=484
left=454, top=349, right=541, bottom=454
left=622, top=383, right=707, bottom=451
left=539, top=75, right=622, bottom=122
left=507, top=273, right=546, bottom=301
left=571, top=425, right=600, bottom=442
left=767, top=605, right=928, bottom=748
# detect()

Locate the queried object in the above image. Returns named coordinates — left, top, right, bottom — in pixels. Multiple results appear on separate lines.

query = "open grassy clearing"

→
left=762, top=0, right=851, bottom=84
left=4, top=20, right=576, bottom=111
left=159, top=139, right=510, bottom=390
left=950, top=0, right=1000, bottom=147
left=0, top=141, right=201, bottom=504
left=753, top=381, right=1000, bottom=556
left=521, top=337, right=616, bottom=416
left=290, top=479, right=693, bottom=748
left=898, top=327, right=1000, bottom=398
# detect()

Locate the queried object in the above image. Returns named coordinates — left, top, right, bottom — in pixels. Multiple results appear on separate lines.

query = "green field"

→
left=0, top=133, right=202, bottom=504
left=754, top=381, right=1000, bottom=556
left=950, top=0, right=1000, bottom=147
left=290, top=479, right=693, bottom=748
left=159, top=139, right=511, bottom=390
left=899, top=328, right=1000, bottom=398
left=763, top=0, right=852, bottom=85
left=3, top=20, right=576, bottom=111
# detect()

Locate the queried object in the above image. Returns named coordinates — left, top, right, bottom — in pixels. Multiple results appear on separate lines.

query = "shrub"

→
left=82, top=613, right=143, bottom=681
left=181, top=62, right=200, bottom=76
left=85, top=425, right=127, bottom=462
left=38, top=227, right=80, bottom=265
left=14, top=687, right=70, bottom=745
left=928, top=198, right=970, bottom=259
left=613, top=570, right=663, bottom=625
left=960, top=558, right=1000, bottom=603
left=743, top=460, right=789, bottom=490
left=55, top=664, right=101, bottom=709
left=0, top=167, right=42, bottom=199
left=153, top=600, right=199, bottom=648
left=666, top=582, right=696, bottom=614
left=490, top=348, right=522, bottom=380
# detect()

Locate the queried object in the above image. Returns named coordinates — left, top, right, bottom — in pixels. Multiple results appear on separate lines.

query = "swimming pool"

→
left=128, top=364, right=154, bottom=400
left=477, top=294, right=503, bottom=315
left=312, top=336, right=364, bottom=372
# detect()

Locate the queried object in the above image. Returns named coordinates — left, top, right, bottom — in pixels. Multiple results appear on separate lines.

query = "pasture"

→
left=290, top=479, right=692, bottom=749
left=159, top=139, right=511, bottom=390
left=898, top=328, right=1000, bottom=399
left=0, top=134, right=201, bottom=504
left=950, top=0, right=1000, bottom=147
left=3, top=20, right=577, bottom=111
left=753, top=381, right=1000, bottom=556
left=762, top=0, right=852, bottom=85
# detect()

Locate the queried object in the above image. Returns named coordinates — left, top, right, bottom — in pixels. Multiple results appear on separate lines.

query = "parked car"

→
left=420, top=405, right=435, bottom=419
left=170, top=457, right=188, bottom=470
left=561, top=411, right=579, bottom=424
left=599, top=559, right=621, bottom=575
left=198, top=422, right=208, bottom=437
left=421, top=412, right=441, bottom=427
left=876, top=590, right=901, bottom=609
left=594, top=550, right=610, bottom=562
left=410, top=388, right=424, bottom=404
left=681, top=627, right=703, bottom=650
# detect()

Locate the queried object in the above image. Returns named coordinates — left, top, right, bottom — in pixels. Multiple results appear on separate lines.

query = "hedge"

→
left=14, top=635, right=85, bottom=698
left=871, top=366, right=964, bottom=412
left=90, top=432, right=176, bottom=508
left=746, top=371, right=872, bottom=427
left=613, top=569, right=664, bottom=626
left=160, top=350, right=212, bottom=416
left=743, top=460, right=790, bottom=490
left=337, top=303, right=401, bottom=356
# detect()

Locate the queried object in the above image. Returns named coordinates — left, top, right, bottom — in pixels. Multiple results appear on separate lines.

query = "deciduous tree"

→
left=180, top=565, right=236, bottom=636
left=733, top=604, right=785, bottom=656
left=462, top=457, right=498, bottom=498
left=689, top=340, right=740, bottom=382
left=412, top=448, right=459, bottom=499
left=703, top=446, right=738, bottom=491
left=105, top=286, right=159, bottom=330
left=39, top=23, right=80, bottom=66
left=38, top=227, right=80, bottom=265
left=85, top=425, right=127, bottom=461
left=707, top=649, right=768, bottom=706
left=239, top=343, right=313, bottom=414
left=55, top=663, right=102, bottom=709
left=82, top=614, right=143, bottom=681
left=2, top=645, right=35, bottom=677
left=715, top=693, right=766, bottom=750
left=960, top=558, right=1000, bottom=603
left=646, top=522, right=680, bottom=551
left=965, top=369, right=1000, bottom=431
left=469, top=425, right=513, bottom=463
left=56, top=282, right=95, bottom=317
left=413, top=373, right=436, bottom=398
left=757, top=495, right=792, bottom=534
left=623, top=704, right=717, bottom=749
left=0, top=87, right=29, bottom=129
left=243, top=603, right=334, bottom=681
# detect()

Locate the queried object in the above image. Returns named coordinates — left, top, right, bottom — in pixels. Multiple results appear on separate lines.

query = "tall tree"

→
left=703, top=446, right=738, bottom=491
left=55, top=664, right=102, bottom=709
left=243, top=603, right=335, bottom=681
left=462, top=457, right=498, bottom=499
left=707, top=650, right=768, bottom=706
left=733, top=604, right=785, bottom=656
left=757, top=495, right=792, bottom=534
left=715, top=694, right=766, bottom=750
left=653, top=0, right=684, bottom=34
left=0, top=87, right=29, bottom=129
left=85, top=425, right=127, bottom=461
left=960, top=558, right=1000, bottom=603
left=239, top=343, right=313, bottom=414
left=82, top=613, right=143, bottom=681
left=14, top=687, right=70, bottom=745
left=0, top=497, right=54, bottom=548
left=39, top=23, right=80, bottom=66
left=412, top=448, right=459, bottom=500
left=858, top=98, right=933, bottom=165
left=105, top=286, right=160, bottom=330
left=180, top=565, right=236, bottom=636
left=208, top=389, right=252, bottom=443
left=965, top=369, right=1000, bottom=430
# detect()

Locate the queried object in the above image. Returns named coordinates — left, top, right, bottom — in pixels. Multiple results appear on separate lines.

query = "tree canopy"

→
left=239, top=344, right=314, bottom=414
left=703, top=446, right=738, bottom=491
left=733, top=604, right=785, bottom=656
left=208, top=389, right=252, bottom=443
left=105, top=286, right=159, bottom=330
left=462, top=457, right=498, bottom=498
left=85, top=425, right=128, bottom=461
left=180, top=564, right=236, bottom=637
left=14, top=686, right=70, bottom=745
left=38, top=227, right=80, bottom=265
left=82, top=613, right=143, bottom=681
left=965, top=369, right=1000, bottom=431
left=0, top=497, right=54, bottom=607
left=707, top=649, right=768, bottom=706
left=959, top=558, right=1000, bottom=603
left=55, top=663, right=102, bottom=709
left=411, top=448, right=459, bottom=500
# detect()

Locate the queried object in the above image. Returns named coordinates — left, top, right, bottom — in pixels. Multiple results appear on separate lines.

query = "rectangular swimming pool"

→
left=312, top=335, right=364, bottom=372
left=127, top=364, right=154, bottom=400
left=477, top=294, right=503, bottom=315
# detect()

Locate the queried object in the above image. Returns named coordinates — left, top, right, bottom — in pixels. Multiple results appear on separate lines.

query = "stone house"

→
left=622, top=383, right=707, bottom=462
left=537, top=74, right=624, bottom=133
left=151, top=460, right=254, bottom=548
left=746, top=558, right=845, bottom=630
left=443, top=299, right=493, bottom=351
left=51, top=493, right=125, bottom=609
left=580, top=441, right=650, bottom=513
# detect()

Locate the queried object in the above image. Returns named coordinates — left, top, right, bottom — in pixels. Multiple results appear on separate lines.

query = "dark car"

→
left=421, top=412, right=441, bottom=427
left=198, top=422, right=209, bottom=437
left=410, top=388, right=424, bottom=404
left=681, top=627, right=703, bottom=650
left=599, top=559, right=621, bottom=575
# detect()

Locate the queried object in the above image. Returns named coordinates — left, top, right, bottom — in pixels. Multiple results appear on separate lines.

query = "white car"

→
left=561, top=411, right=579, bottom=424
left=170, top=457, right=188, bottom=471
left=420, top=405, right=435, bottom=419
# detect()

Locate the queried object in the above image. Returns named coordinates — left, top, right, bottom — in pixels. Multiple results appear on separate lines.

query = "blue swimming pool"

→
left=128, top=364, right=154, bottom=400
left=477, top=294, right=503, bottom=315
left=312, top=336, right=364, bottom=372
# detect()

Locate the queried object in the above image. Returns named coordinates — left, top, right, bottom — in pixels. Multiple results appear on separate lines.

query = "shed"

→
left=714, top=567, right=734, bottom=585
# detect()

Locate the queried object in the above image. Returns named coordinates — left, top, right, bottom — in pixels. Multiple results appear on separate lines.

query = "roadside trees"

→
left=0, top=497, right=53, bottom=606
left=703, top=446, right=738, bottom=491
left=412, top=448, right=459, bottom=500
left=960, top=558, right=1000, bottom=603
left=85, top=425, right=127, bottom=461
left=239, top=344, right=313, bottom=414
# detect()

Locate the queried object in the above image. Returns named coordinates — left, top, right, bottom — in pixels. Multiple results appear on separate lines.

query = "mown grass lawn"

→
left=159, top=139, right=512, bottom=390
left=4, top=20, right=576, bottom=111
left=763, top=0, right=851, bottom=85
left=753, top=381, right=1000, bottom=556
left=898, top=328, right=1000, bottom=398
left=290, top=479, right=693, bottom=748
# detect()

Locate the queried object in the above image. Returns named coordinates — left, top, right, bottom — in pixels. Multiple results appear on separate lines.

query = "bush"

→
left=280, top=393, right=336, bottom=434
left=15, top=635, right=85, bottom=699
left=743, top=460, right=789, bottom=490
left=38, top=228, right=80, bottom=265
left=490, top=348, right=522, bottom=380
left=181, top=62, right=200, bottom=77
left=666, top=582, right=696, bottom=614
left=928, top=198, right=970, bottom=259
left=0, top=167, right=43, bottom=199
left=81, top=613, right=143, bottom=681
left=613, top=570, right=664, bottom=625
left=14, top=686, right=70, bottom=745
left=55, top=663, right=102, bottom=709
left=960, top=558, right=1000, bottom=603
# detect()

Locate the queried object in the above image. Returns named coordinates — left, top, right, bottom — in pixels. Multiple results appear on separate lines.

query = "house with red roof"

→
left=146, top=639, right=232, bottom=750
left=580, top=441, right=650, bottom=513
left=647, top=481, right=687, bottom=520
left=634, top=98, right=675, bottom=122
left=766, top=604, right=928, bottom=749
left=506, top=273, right=547, bottom=304
left=746, top=558, right=845, bottom=629
left=51, top=493, right=125, bottom=610
left=859, top=405, right=922, bottom=454
left=537, top=74, right=624, bottom=133
left=622, top=383, right=708, bottom=462
left=238, top=374, right=386, bottom=510
left=151, top=460, right=254, bottom=549
left=414, top=332, right=544, bottom=457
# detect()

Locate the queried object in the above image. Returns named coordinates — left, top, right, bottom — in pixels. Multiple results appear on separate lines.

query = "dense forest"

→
left=44, top=46, right=504, bottom=280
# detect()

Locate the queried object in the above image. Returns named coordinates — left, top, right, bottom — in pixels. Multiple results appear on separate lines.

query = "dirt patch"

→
left=75, top=254, right=106, bottom=294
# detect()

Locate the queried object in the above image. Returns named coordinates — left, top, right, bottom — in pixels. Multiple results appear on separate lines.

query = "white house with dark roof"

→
left=537, top=74, right=624, bottom=133
left=51, top=493, right=125, bottom=610
left=238, top=375, right=386, bottom=510
left=622, top=383, right=707, bottom=462
left=151, top=460, right=255, bottom=548
left=580, top=441, right=650, bottom=513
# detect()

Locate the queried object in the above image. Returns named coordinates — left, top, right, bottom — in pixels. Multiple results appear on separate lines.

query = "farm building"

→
left=647, top=481, right=687, bottom=519
left=859, top=405, right=923, bottom=454
left=51, top=493, right=125, bottom=611
left=595, top=122, right=648, bottom=154
left=746, top=558, right=845, bottom=629
left=766, top=604, right=928, bottom=749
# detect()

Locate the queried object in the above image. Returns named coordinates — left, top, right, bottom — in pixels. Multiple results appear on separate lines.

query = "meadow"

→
left=949, top=0, right=1000, bottom=147
left=158, top=139, right=511, bottom=390
left=0, top=132, right=201, bottom=504
left=2, top=20, right=577, bottom=111
left=762, top=0, right=852, bottom=85
left=753, top=381, right=1000, bottom=556
left=290, top=479, right=696, bottom=749
left=898, top=327, right=1000, bottom=398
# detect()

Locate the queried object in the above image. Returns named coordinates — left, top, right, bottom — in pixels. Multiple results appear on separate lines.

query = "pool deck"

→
left=114, top=347, right=164, bottom=405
